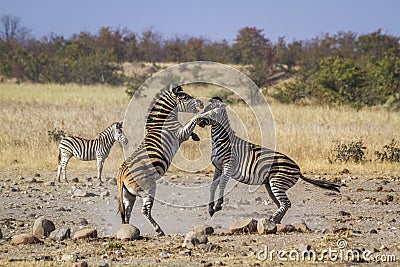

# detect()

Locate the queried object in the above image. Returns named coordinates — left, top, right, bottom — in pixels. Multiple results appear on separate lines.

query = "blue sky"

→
left=1, top=0, right=399, bottom=42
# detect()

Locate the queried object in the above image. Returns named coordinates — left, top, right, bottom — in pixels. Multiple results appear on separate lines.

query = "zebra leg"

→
left=141, top=196, right=165, bottom=236
left=209, top=168, right=222, bottom=217
left=269, top=178, right=292, bottom=223
left=96, top=156, right=105, bottom=184
left=213, top=173, right=229, bottom=215
left=121, top=187, right=136, bottom=224
left=59, top=152, right=72, bottom=183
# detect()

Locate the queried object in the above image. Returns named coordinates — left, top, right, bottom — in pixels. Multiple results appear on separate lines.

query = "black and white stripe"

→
left=198, top=98, right=340, bottom=223
left=117, top=84, right=204, bottom=236
left=57, top=122, right=128, bottom=183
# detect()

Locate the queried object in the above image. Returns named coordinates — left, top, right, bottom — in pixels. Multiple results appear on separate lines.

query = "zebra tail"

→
left=300, top=174, right=340, bottom=192
left=117, top=167, right=125, bottom=218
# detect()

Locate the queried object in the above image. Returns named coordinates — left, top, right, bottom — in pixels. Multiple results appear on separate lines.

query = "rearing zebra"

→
left=117, top=84, right=205, bottom=236
left=57, top=122, right=128, bottom=183
left=198, top=98, right=340, bottom=223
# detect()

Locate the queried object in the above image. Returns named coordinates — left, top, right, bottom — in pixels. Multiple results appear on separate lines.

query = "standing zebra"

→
left=57, top=122, right=128, bottom=183
left=117, top=84, right=205, bottom=236
left=198, top=98, right=340, bottom=223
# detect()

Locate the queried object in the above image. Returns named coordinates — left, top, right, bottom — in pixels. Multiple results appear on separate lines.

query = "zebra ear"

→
left=116, top=122, right=122, bottom=129
left=171, top=84, right=183, bottom=94
left=209, top=97, right=223, bottom=103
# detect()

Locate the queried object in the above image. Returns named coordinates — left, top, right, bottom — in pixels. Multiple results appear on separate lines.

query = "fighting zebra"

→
left=198, top=97, right=340, bottom=223
left=117, top=84, right=206, bottom=236
left=57, top=122, right=128, bottom=183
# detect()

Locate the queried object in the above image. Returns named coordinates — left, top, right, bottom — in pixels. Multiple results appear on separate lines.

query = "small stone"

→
left=71, top=177, right=79, bottom=183
left=189, top=224, right=214, bottom=235
left=11, top=234, right=42, bottom=245
left=277, top=224, right=297, bottom=233
left=385, top=195, right=394, bottom=202
left=182, top=231, right=199, bottom=248
left=72, top=228, right=97, bottom=239
left=159, top=252, right=170, bottom=259
left=179, top=249, right=191, bottom=256
left=299, top=243, right=311, bottom=251
left=370, top=229, right=378, bottom=234
left=46, top=181, right=55, bottom=186
left=376, top=186, right=383, bottom=192
left=215, top=260, right=223, bottom=265
left=117, top=224, right=140, bottom=240
left=78, top=218, right=89, bottom=225
left=76, top=261, right=88, bottom=267
left=197, top=235, right=208, bottom=244
left=293, top=222, right=311, bottom=233
left=339, top=211, right=351, bottom=216
left=257, top=218, right=277, bottom=234
left=0, top=228, right=2, bottom=239
left=27, top=177, right=37, bottom=183
left=32, top=217, right=55, bottom=238
left=34, top=173, right=41, bottom=177
left=49, top=227, right=71, bottom=241
left=100, top=191, right=110, bottom=198
left=228, top=218, right=258, bottom=234
left=61, top=254, right=77, bottom=262
left=73, top=189, right=88, bottom=197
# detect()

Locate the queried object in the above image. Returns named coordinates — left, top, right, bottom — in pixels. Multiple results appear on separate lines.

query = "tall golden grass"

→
left=1, top=83, right=399, bottom=176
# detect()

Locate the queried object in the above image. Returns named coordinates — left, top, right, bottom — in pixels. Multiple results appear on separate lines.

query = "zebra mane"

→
left=145, top=84, right=181, bottom=130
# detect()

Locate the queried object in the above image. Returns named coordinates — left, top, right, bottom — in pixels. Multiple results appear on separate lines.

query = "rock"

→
left=197, top=235, right=208, bottom=244
left=100, top=191, right=110, bottom=198
left=27, top=177, right=37, bottom=183
left=71, top=177, right=79, bottom=183
left=376, top=186, right=383, bottom=192
left=159, top=252, right=170, bottom=259
left=73, top=189, right=88, bottom=197
left=11, top=234, right=42, bottom=245
left=293, top=222, right=311, bottom=233
left=189, top=224, right=214, bottom=235
left=257, top=218, right=277, bottom=234
left=299, top=243, right=311, bottom=251
left=179, top=249, right=191, bottom=256
left=76, top=261, right=88, bottom=267
left=370, top=229, right=378, bottom=234
left=32, top=217, right=55, bottom=238
left=34, top=173, right=41, bottom=177
left=46, top=181, right=55, bottom=186
left=78, top=218, right=89, bottom=225
left=116, top=224, right=140, bottom=240
left=385, top=195, right=394, bottom=202
left=61, top=254, right=77, bottom=262
left=228, top=218, right=258, bottom=234
left=339, top=210, right=351, bottom=216
left=72, top=228, right=97, bottom=239
left=49, top=227, right=71, bottom=241
left=277, top=224, right=297, bottom=233
left=182, top=231, right=199, bottom=248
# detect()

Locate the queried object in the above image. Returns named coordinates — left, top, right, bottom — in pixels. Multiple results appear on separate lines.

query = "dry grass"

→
left=1, top=83, right=399, bottom=177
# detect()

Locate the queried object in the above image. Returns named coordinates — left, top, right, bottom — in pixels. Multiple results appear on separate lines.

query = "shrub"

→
left=329, top=140, right=367, bottom=163
left=375, top=139, right=400, bottom=163
left=47, top=128, right=67, bottom=143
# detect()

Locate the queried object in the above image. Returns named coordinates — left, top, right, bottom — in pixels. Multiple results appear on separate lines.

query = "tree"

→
left=0, top=15, right=30, bottom=43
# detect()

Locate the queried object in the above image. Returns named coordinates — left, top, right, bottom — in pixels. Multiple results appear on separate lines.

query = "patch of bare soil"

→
left=0, top=169, right=399, bottom=266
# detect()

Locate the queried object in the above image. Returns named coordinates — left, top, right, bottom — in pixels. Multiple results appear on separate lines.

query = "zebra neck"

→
left=146, top=92, right=177, bottom=130
left=98, top=128, right=115, bottom=150
left=211, top=121, right=235, bottom=145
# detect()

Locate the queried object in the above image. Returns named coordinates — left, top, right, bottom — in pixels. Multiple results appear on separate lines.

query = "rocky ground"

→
left=0, top=169, right=399, bottom=266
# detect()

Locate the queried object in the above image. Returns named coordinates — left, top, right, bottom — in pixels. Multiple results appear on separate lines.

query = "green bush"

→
left=329, top=140, right=367, bottom=163
left=47, top=128, right=67, bottom=143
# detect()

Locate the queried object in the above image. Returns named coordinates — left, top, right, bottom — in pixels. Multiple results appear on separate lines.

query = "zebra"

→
left=117, top=84, right=206, bottom=236
left=57, top=122, right=128, bottom=183
left=198, top=97, right=340, bottom=223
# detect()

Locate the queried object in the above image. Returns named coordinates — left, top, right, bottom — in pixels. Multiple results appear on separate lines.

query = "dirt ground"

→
left=0, top=168, right=399, bottom=266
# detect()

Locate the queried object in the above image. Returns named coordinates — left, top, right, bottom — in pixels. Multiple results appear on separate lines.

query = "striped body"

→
left=57, top=122, right=128, bottom=183
left=199, top=98, right=340, bottom=223
left=117, top=85, right=204, bottom=235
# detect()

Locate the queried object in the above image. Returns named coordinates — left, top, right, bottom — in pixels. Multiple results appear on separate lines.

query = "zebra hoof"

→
left=156, top=230, right=165, bottom=236
left=214, top=205, right=222, bottom=212
left=209, top=209, right=215, bottom=217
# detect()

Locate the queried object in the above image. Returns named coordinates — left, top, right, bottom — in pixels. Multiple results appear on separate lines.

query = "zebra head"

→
left=198, top=97, right=227, bottom=128
left=170, top=84, right=204, bottom=113
left=113, top=122, right=128, bottom=146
